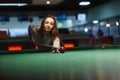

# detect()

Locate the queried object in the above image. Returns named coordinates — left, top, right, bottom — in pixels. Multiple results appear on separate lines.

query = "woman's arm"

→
left=52, top=37, right=61, bottom=53
left=52, top=36, right=66, bottom=53
left=28, top=25, right=40, bottom=43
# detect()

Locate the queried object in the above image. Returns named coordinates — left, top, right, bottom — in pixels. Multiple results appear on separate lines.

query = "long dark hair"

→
left=38, top=15, right=64, bottom=46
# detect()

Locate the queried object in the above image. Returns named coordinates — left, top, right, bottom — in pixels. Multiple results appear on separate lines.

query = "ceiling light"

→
left=0, top=3, right=27, bottom=6
left=84, top=28, right=88, bottom=32
left=79, top=1, right=90, bottom=6
left=106, top=23, right=110, bottom=27
left=116, top=21, right=119, bottom=26
left=46, top=1, right=51, bottom=4
left=32, top=0, right=64, bottom=5
left=92, top=20, right=99, bottom=24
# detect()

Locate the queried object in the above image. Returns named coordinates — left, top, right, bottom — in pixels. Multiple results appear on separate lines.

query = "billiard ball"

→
left=59, top=46, right=66, bottom=53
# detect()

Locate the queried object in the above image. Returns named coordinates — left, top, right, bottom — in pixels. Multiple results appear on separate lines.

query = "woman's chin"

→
left=45, top=29, right=51, bottom=31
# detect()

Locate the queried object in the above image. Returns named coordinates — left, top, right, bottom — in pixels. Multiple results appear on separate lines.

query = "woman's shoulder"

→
left=29, top=24, right=41, bottom=30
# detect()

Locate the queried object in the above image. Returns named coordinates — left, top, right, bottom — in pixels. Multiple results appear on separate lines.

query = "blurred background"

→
left=0, top=0, right=120, bottom=50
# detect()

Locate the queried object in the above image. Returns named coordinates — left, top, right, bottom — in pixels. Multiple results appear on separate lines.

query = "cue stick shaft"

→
left=37, top=42, right=57, bottom=48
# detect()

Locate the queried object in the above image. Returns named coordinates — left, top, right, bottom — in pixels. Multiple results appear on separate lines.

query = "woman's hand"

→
left=51, top=46, right=66, bottom=53
left=51, top=48, right=60, bottom=53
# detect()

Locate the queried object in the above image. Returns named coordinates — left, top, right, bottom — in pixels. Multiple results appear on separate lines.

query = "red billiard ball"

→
left=59, top=46, right=66, bottom=53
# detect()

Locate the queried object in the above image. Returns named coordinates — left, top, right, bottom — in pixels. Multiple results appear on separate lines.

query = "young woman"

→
left=28, top=15, right=65, bottom=53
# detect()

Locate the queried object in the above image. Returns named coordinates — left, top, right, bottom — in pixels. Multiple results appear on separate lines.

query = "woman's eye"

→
left=50, top=22, right=54, bottom=25
left=50, top=23, right=54, bottom=26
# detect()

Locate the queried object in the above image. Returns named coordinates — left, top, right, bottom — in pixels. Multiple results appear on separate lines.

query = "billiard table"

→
left=0, top=44, right=120, bottom=80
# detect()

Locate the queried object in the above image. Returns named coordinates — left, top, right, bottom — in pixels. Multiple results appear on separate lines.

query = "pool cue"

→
left=37, top=42, right=57, bottom=49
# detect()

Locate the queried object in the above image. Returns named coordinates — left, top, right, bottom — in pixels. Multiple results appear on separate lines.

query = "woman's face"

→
left=44, top=17, right=55, bottom=31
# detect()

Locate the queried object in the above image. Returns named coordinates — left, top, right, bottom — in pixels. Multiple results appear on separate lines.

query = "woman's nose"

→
left=47, top=24, right=50, bottom=27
